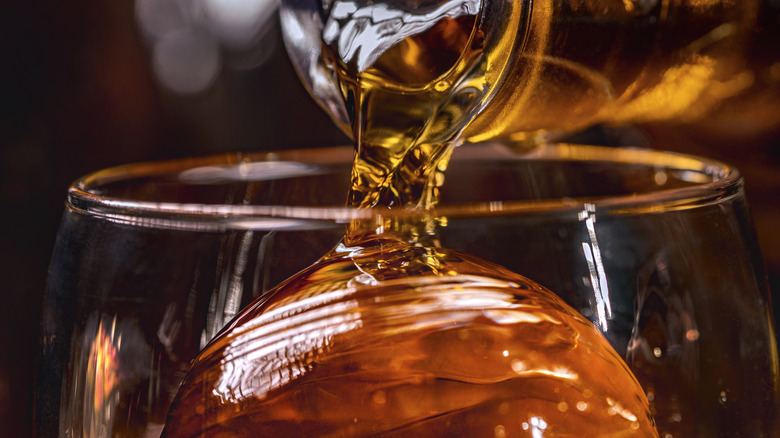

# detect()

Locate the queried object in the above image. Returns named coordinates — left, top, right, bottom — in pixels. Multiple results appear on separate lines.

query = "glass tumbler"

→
left=35, top=142, right=778, bottom=437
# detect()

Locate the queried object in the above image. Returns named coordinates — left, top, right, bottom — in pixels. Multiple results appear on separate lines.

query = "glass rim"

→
left=66, top=142, right=742, bottom=231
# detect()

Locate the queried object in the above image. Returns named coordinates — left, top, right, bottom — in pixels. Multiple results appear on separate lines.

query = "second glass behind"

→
left=38, top=142, right=778, bottom=437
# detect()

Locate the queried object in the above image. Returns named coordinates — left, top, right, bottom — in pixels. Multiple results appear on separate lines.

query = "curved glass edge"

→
left=65, top=142, right=743, bottom=232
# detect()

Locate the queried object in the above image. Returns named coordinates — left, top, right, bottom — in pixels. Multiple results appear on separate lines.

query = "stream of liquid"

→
left=162, top=4, right=658, bottom=437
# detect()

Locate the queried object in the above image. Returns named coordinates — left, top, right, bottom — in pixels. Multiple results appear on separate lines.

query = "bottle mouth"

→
left=67, top=142, right=740, bottom=232
left=317, top=0, right=484, bottom=88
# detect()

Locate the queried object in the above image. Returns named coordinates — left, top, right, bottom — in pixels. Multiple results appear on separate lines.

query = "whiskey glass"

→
left=35, top=142, right=779, bottom=437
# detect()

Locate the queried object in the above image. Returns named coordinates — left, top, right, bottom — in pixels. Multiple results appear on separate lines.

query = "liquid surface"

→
left=163, top=236, right=656, bottom=437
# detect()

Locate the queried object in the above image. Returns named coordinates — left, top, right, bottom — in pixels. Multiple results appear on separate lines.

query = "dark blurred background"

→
left=0, top=0, right=778, bottom=436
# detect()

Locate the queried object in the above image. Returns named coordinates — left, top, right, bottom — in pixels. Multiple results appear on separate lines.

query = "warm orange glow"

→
left=87, top=319, right=120, bottom=413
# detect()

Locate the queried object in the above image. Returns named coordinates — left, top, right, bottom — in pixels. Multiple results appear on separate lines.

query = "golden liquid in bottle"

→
left=163, top=6, right=660, bottom=437
left=461, top=0, right=776, bottom=145
left=320, top=0, right=775, bottom=150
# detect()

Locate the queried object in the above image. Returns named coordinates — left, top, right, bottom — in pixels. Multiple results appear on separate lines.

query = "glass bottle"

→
left=281, top=0, right=780, bottom=148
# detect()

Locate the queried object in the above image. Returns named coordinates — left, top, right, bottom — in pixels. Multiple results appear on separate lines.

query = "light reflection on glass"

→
left=61, top=315, right=154, bottom=437
left=64, top=316, right=122, bottom=437
left=510, top=359, right=579, bottom=381
left=321, top=0, right=480, bottom=71
left=178, top=161, right=325, bottom=184
left=606, top=396, right=639, bottom=422
left=213, top=292, right=363, bottom=403
left=88, top=319, right=120, bottom=422
left=578, top=203, right=612, bottom=331
left=201, top=231, right=255, bottom=349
